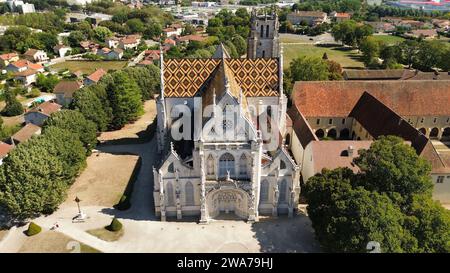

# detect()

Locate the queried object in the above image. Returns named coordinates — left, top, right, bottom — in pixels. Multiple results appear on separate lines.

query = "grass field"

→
left=50, top=60, right=127, bottom=74
left=372, top=35, right=405, bottom=45
left=87, top=227, right=124, bottom=242
left=282, top=43, right=365, bottom=69
left=18, top=231, right=100, bottom=253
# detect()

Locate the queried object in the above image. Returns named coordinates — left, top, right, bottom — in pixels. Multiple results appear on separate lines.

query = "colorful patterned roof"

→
left=163, top=58, right=280, bottom=97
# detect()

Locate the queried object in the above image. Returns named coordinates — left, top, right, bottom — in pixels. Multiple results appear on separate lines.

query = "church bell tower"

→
left=247, top=10, right=280, bottom=59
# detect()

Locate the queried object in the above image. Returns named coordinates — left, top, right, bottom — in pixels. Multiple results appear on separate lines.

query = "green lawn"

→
left=283, top=43, right=365, bottom=69
left=50, top=60, right=128, bottom=74
left=372, top=35, right=405, bottom=45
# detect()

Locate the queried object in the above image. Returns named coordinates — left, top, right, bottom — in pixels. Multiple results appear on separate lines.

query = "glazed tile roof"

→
left=163, top=58, right=280, bottom=97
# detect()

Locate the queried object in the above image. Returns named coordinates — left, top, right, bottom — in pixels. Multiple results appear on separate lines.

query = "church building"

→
left=153, top=12, right=300, bottom=223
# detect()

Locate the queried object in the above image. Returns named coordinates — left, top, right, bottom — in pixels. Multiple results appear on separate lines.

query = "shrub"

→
left=106, top=218, right=122, bottom=232
left=26, top=222, right=42, bottom=236
left=26, top=88, right=41, bottom=98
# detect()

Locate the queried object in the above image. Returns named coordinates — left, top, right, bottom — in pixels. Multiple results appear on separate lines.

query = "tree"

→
left=289, top=56, right=329, bottom=81
left=126, top=18, right=145, bottom=34
left=94, top=26, right=113, bottom=42
left=232, top=35, right=247, bottom=56
left=304, top=168, right=414, bottom=253
left=405, top=195, right=450, bottom=253
left=182, top=24, right=196, bottom=36
left=2, top=87, right=24, bottom=117
left=39, top=126, right=87, bottom=183
left=354, top=136, right=433, bottom=203
left=70, top=85, right=111, bottom=132
left=326, top=60, right=343, bottom=80
left=43, top=110, right=97, bottom=153
left=68, top=31, right=86, bottom=48
left=0, top=26, right=31, bottom=52
left=121, top=65, right=160, bottom=101
left=106, top=71, right=143, bottom=129
left=360, top=36, right=382, bottom=66
left=0, top=137, right=67, bottom=219
left=36, top=73, right=59, bottom=93
left=331, top=20, right=372, bottom=48
left=143, top=22, right=162, bottom=39
left=413, top=40, right=446, bottom=72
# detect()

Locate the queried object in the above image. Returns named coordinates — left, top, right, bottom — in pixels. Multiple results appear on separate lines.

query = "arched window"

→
left=239, top=154, right=248, bottom=176
left=166, top=182, right=174, bottom=206
left=185, top=181, right=194, bottom=206
left=267, top=105, right=272, bottom=117
left=279, top=180, right=288, bottom=203
left=266, top=25, right=269, bottom=38
left=207, top=154, right=215, bottom=175
left=219, top=153, right=235, bottom=178
left=168, top=163, right=174, bottom=173
left=315, top=129, right=324, bottom=138
left=260, top=180, right=269, bottom=202
left=260, top=25, right=264, bottom=37
left=262, top=50, right=265, bottom=58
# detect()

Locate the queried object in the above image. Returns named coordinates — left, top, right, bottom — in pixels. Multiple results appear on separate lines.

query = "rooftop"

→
left=291, top=80, right=450, bottom=117
left=28, top=101, right=62, bottom=116
left=11, top=123, right=41, bottom=144
left=53, top=81, right=82, bottom=96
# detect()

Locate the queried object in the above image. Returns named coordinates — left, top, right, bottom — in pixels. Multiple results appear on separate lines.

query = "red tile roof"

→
left=11, top=123, right=41, bottom=144
left=0, top=53, right=18, bottom=61
left=10, top=59, right=29, bottom=68
left=29, top=101, right=62, bottom=116
left=0, top=142, right=13, bottom=158
left=24, top=48, right=39, bottom=56
left=310, top=140, right=372, bottom=174
left=291, top=80, right=450, bottom=117
left=53, top=81, right=82, bottom=95
left=15, top=69, right=38, bottom=77
left=86, top=69, right=107, bottom=83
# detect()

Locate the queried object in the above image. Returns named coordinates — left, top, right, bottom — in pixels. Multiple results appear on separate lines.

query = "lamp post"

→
left=75, top=196, right=81, bottom=214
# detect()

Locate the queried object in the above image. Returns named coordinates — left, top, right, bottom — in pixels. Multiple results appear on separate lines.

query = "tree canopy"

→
left=304, top=136, right=450, bottom=253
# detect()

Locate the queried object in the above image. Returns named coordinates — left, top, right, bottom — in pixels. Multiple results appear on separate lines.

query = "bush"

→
left=26, top=88, right=41, bottom=98
left=106, top=218, right=122, bottom=232
left=26, top=222, right=42, bottom=236
left=115, top=195, right=130, bottom=211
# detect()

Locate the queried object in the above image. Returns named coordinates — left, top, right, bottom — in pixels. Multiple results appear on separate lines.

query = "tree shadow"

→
left=250, top=212, right=322, bottom=253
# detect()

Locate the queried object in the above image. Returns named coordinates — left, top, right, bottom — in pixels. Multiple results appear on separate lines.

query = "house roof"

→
left=10, top=59, right=29, bottom=68
left=349, top=92, right=430, bottom=154
left=310, top=140, right=372, bottom=174
left=121, top=37, right=137, bottom=44
left=344, top=69, right=406, bottom=80
left=291, top=80, right=450, bottom=117
left=164, top=54, right=280, bottom=97
left=0, top=142, right=13, bottom=158
left=177, top=35, right=207, bottom=42
left=53, top=81, right=82, bottom=96
left=14, top=69, right=38, bottom=77
left=11, top=123, right=41, bottom=144
left=24, top=49, right=39, bottom=56
left=86, top=68, right=107, bottom=83
left=335, top=12, right=351, bottom=18
left=27, top=62, right=43, bottom=70
left=28, top=101, right=62, bottom=116
left=410, top=29, right=437, bottom=37
left=0, top=53, right=18, bottom=61
left=287, top=104, right=318, bottom=148
left=54, top=44, right=70, bottom=51
left=289, top=11, right=326, bottom=17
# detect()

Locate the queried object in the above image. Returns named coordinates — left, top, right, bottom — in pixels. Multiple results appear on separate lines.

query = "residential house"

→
left=175, top=34, right=207, bottom=46
left=119, top=36, right=139, bottom=50
left=53, top=81, right=83, bottom=106
left=84, top=68, right=107, bottom=86
left=97, top=47, right=123, bottom=60
left=164, top=38, right=177, bottom=48
left=24, top=101, right=62, bottom=126
left=331, top=12, right=351, bottom=22
left=163, top=26, right=183, bottom=37
left=407, top=29, right=438, bottom=39
left=105, top=37, right=120, bottom=48
left=23, top=49, right=49, bottom=62
left=143, top=50, right=161, bottom=63
left=80, top=40, right=100, bottom=53
left=137, top=59, right=154, bottom=67
left=53, top=44, right=72, bottom=58
left=10, top=123, right=42, bottom=145
left=398, top=20, right=425, bottom=29
left=365, top=21, right=395, bottom=33
left=14, top=69, right=39, bottom=86
left=0, top=53, right=19, bottom=68
left=286, top=11, right=328, bottom=26
left=6, top=60, right=44, bottom=73
left=0, top=142, right=13, bottom=165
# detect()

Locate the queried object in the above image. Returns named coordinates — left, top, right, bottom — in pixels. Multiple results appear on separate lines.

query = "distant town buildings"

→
left=286, top=10, right=328, bottom=26
left=6, top=0, right=35, bottom=14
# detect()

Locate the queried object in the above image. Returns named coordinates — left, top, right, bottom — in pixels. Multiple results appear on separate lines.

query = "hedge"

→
left=106, top=217, right=122, bottom=232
